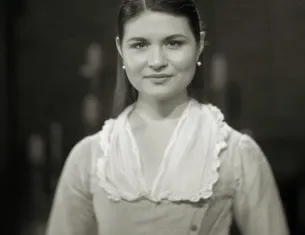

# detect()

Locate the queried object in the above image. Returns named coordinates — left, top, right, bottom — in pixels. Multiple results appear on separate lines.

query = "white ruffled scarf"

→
left=97, top=99, right=231, bottom=202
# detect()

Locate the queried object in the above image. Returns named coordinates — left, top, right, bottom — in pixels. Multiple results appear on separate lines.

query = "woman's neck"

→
left=134, top=92, right=191, bottom=122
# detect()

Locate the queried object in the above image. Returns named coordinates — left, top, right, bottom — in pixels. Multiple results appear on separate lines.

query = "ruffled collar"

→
left=97, top=100, right=231, bottom=202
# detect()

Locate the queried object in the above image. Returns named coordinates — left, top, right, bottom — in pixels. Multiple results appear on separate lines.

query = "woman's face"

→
left=116, top=11, right=204, bottom=101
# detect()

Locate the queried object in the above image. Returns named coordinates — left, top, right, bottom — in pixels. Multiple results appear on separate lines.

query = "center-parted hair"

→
left=111, top=0, right=206, bottom=118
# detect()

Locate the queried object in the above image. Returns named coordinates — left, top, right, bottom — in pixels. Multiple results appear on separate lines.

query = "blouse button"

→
left=190, top=224, right=198, bottom=231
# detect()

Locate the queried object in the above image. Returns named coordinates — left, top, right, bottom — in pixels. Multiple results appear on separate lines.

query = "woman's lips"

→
left=145, top=73, right=172, bottom=78
left=146, top=76, right=172, bottom=84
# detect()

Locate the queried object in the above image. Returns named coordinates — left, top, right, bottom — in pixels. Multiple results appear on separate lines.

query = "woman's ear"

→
left=116, top=36, right=123, bottom=57
left=197, top=31, right=205, bottom=60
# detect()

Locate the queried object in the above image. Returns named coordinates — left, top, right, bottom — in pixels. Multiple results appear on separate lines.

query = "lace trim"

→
left=99, top=119, right=115, bottom=157
left=96, top=157, right=121, bottom=201
left=148, top=104, right=231, bottom=203
left=98, top=119, right=122, bottom=201
left=202, top=104, right=231, bottom=200
left=96, top=103, right=231, bottom=202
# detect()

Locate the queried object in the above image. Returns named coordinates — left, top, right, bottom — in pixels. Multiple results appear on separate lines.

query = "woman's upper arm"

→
left=232, top=134, right=289, bottom=235
left=46, top=136, right=98, bottom=235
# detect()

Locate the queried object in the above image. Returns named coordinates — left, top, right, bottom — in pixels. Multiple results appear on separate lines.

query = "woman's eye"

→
left=131, top=42, right=147, bottom=49
left=166, top=40, right=184, bottom=49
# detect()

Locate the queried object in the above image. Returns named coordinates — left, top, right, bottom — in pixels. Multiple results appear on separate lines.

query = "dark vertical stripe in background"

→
left=4, top=0, right=26, bottom=234
left=0, top=0, right=9, bottom=232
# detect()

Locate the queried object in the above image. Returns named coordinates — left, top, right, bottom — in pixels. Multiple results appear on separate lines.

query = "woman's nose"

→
left=148, top=46, right=167, bottom=70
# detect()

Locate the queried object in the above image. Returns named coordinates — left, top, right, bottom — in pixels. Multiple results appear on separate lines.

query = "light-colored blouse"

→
left=46, top=100, right=289, bottom=235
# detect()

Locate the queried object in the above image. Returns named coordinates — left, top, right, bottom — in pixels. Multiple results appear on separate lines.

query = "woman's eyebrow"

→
left=165, top=34, right=188, bottom=40
left=126, top=37, right=147, bottom=42
left=126, top=34, right=187, bottom=42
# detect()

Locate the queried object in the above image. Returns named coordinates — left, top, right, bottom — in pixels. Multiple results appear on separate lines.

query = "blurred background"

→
left=2, top=0, right=305, bottom=234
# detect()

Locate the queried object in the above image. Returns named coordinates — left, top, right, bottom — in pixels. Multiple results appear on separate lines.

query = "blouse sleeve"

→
left=46, top=136, right=97, bottom=235
left=232, top=134, right=289, bottom=235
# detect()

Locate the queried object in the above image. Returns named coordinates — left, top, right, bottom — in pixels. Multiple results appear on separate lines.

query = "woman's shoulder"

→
left=63, top=132, right=102, bottom=171
left=70, top=133, right=100, bottom=155
left=200, top=103, right=262, bottom=159
left=226, top=129, right=262, bottom=157
left=70, top=118, right=116, bottom=157
left=224, top=128, right=269, bottom=179
left=200, top=102, right=254, bottom=149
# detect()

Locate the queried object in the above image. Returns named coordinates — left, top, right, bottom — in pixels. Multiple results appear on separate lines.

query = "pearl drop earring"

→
left=197, top=61, right=202, bottom=67
left=122, top=65, right=126, bottom=70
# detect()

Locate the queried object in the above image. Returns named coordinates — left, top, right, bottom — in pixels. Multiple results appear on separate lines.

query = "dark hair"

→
left=111, top=0, right=206, bottom=118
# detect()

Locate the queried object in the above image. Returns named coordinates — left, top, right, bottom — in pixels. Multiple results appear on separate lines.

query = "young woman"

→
left=46, top=0, right=289, bottom=234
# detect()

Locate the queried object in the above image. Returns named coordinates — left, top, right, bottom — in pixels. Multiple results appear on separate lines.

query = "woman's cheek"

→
left=125, top=53, right=147, bottom=69
left=169, top=51, right=196, bottom=70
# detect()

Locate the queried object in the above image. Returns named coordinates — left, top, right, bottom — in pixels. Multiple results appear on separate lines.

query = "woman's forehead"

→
left=123, top=11, right=192, bottom=40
